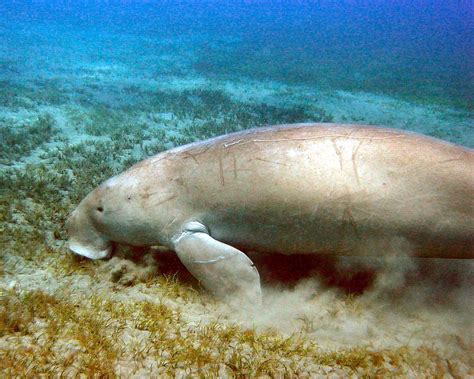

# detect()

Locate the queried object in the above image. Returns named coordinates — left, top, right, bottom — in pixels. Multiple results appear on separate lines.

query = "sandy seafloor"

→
left=1, top=14, right=474, bottom=378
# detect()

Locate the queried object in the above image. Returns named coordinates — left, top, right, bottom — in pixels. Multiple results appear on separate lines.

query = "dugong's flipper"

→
left=173, top=222, right=262, bottom=305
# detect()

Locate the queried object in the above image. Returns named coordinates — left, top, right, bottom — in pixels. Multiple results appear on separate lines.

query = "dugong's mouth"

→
left=66, top=203, right=113, bottom=260
left=68, top=240, right=112, bottom=260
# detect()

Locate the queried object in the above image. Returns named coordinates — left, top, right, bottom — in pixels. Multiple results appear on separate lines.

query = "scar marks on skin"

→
left=232, top=155, right=237, bottom=180
left=223, top=139, right=244, bottom=148
left=216, top=153, right=286, bottom=186
left=331, top=138, right=364, bottom=185
left=193, top=253, right=238, bottom=264
left=223, top=132, right=406, bottom=187
left=180, top=145, right=214, bottom=164
left=222, top=133, right=406, bottom=148
left=140, top=189, right=177, bottom=205
left=351, top=141, right=364, bottom=186
left=218, top=153, right=241, bottom=186
left=436, top=152, right=468, bottom=165
left=182, top=150, right=199, bottom=164
left=331, top=139, right=344, bottom=170
left=255, top=157, right=288, bottom=166
left=148, top=154, right=172, bottom=167
left=219, top=155, right=225, bottom=186
left=153, top=194, right=178, bottom=206
left=140, top=190, right=161, bottom=200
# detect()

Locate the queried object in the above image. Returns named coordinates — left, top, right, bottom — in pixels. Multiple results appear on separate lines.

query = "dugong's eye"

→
left=97, top=206, right=104, bottom=213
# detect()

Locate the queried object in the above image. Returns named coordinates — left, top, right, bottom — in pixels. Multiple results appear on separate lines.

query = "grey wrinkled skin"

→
left=67, top=123, right=474, bottom=304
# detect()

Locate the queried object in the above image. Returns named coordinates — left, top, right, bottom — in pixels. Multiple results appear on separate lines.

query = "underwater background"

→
left=1, top=0, right=473, bottom=377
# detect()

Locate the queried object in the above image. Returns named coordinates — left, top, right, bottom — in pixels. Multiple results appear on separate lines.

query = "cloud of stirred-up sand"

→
left=214, top=247, right=473, bottom=358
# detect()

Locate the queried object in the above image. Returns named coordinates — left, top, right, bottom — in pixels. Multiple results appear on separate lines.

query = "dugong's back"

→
left=141, top=124, right=474, bottom=258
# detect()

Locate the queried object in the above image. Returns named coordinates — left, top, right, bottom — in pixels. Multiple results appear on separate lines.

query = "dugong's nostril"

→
left=97, top=206, right=104, bottom=212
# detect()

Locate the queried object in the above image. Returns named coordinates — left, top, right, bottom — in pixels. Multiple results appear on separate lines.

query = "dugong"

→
left=67, top=124, right=474, bottom=303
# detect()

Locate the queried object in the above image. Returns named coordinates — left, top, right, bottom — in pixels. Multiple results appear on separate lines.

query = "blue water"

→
left=0, top=0, right=473, bottom=145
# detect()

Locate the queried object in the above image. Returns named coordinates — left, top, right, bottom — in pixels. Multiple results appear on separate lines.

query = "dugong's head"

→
left=67, top=167, right=176, bottom=260
left=66, top=185, right=114, bottom=260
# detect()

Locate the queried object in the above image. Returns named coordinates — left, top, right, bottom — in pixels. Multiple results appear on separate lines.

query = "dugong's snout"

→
left=66, top=208, right=112, bottom=260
